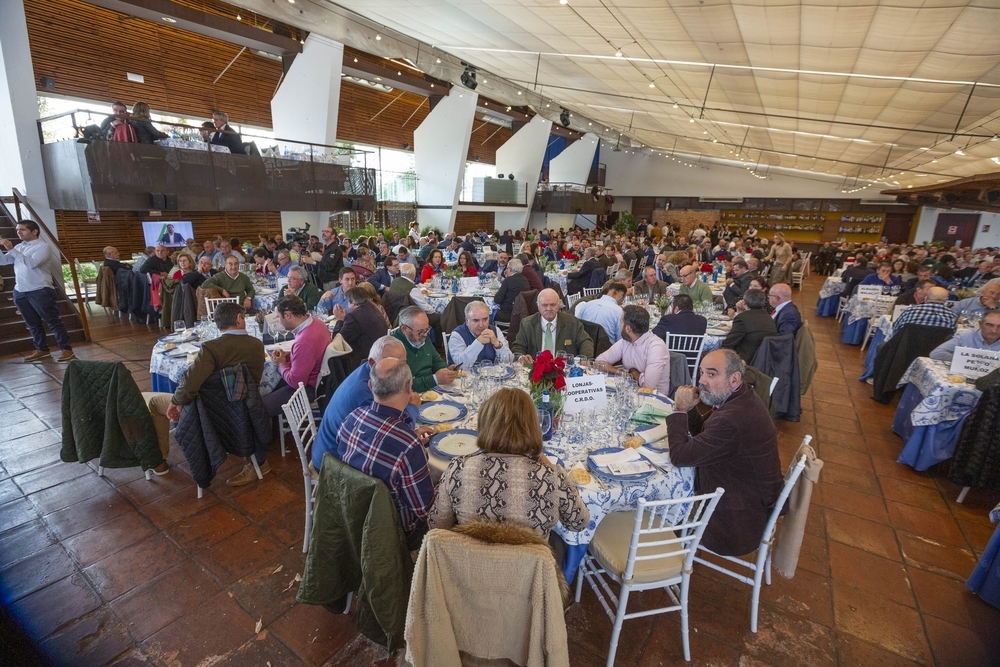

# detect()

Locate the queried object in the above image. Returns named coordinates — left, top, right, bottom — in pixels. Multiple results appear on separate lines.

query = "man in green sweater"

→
left=277, top=266, right=320, bottom=310
left=203, top=256, right=255, bottom=310
left=392, top=306, right=458, bottom=393
left=678, top=264, right=713, bottom=306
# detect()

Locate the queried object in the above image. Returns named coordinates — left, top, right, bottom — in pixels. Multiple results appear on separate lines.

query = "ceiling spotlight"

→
left=161, top=16, right=177, bottom=22
left=436, top=58, right=442, bottom=64
left=375, top=33, right=382, bottom=40
left=288, top=0, right=294, bottom=3
left=673, top=103, right=678, bottom=109
left=559, top=0, right=568, bottom=4
left=993, top=135, right=998, bottom=142
left=689, top=118, right=694, bottom=123
left=353, top=57, right=358, bottom=62
left=713, top=139, right=717, bottom=143
left=517, top=91, right=521, bottom=95
left=460, top=63, right=478, bottom=90
left=236, top=13, right=241, bottom=20
left=397, top=71, right=402, bottom=76
left=560, top=108, right=571, bottom=127
left=649, top=82, right=655, bottom=88
left=615, top=50, right=622, bottom=57
left=956, top=150, right=965, bottom=155
left=506, top=105, right=512, bottom=111
left=430, top=84, right=434, bottom=87
left=545, top=103, right=550, bottom=107
left=482, top=79, right=487, bottom=84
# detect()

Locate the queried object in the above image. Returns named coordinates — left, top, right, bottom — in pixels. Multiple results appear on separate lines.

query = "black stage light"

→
left=560, top=108, right=570, bottom=127
left=460, top=63, right=478, bottom=90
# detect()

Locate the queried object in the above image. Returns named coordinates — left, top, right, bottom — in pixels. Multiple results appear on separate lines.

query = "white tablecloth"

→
left=819, top=277, right=845, bottom=300
left=423, top=383, right=694, bottom=545
left=157, top=138, right=230, bottom=153
left=844, top=294, right=894, bottom=325
left=665, top=281, right=726, bottom=297
left=897, top=357, right=982, bottom=427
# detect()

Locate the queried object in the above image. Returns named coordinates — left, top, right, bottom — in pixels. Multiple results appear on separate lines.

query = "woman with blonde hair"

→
left=428, top=388, right=589, bottom=539
left=130, top=102, right=168, bottom=144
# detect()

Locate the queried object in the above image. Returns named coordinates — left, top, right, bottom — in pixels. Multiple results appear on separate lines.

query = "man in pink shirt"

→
left=595, top=305, right=671, bottom=395
left=264, top=295, right=332, bottom=417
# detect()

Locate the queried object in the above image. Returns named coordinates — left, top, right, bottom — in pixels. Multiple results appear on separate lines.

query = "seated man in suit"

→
left=367, top=256, right=399, bottom=294
left=493, top=259, right=531, bottom=323
left=512, top=288, right=595, bottom=363
left=652, top=294, right=707, bottom=340
left=165, top=303, right=265, bottom=485
left=633, top=266, right=670, bottom=301
left=929, top=309, right=1000, bottom=362
left=209, top=110, right=246, bottom=154
left=767, top=283, right=802, bottom=336
left=667, top=349, right=782, bottom=556
left=722, top=257, right=756, bottom=309
left=480, top=251, right=509, bottom=276
left=721, top=289, right=777, bottom=362
left=277, top=266, right=320, bottom=311
left=566, top=247, right=601, bottom=295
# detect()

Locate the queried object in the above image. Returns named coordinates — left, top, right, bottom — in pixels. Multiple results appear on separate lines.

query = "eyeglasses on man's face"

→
left=403, top=324, right=430, bottom=336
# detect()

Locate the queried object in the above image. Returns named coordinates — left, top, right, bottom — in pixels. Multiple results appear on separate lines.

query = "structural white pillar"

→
left=545, top=132, right=600, bottom=230
left=494, top=115, right=552, bottom=233
left=414, top=89, right=478, bottom=233
left=0, top=0, right=55, bottom=230
left=270, top=34, right=344, bottom=237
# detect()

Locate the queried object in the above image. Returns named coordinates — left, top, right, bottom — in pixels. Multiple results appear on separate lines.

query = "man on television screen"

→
left=158, top=224, right=184, bottom=246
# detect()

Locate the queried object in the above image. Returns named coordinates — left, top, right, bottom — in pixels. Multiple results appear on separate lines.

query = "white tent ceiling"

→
left=245, top=0, right=1000, bottom=190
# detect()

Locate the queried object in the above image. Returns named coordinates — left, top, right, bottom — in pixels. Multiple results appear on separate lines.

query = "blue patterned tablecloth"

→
left=844, top=294, right=895, bottom=326
left=424, top=293, right=496, bottom=315
left=253, top=291, right=280, bottom=312
left=545, top=272, right=568, bottom=293
left=424, top=388, right=694, bottom=546
left=157, top=138, right=230, bottom=153
left=897, top=357, right=982, bottom=427
left=819, top=277, right=845, bottom=300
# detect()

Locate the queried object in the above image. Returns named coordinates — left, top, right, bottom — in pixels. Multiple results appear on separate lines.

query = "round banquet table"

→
left=892, top=357, right=982, bottom=471
left=815, top=277, right=845, bottom=317
left=419, top=372, right=694, bottom=580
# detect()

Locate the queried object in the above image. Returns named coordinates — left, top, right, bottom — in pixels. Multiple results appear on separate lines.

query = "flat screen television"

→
left=142, top=221, right=192, bottom=248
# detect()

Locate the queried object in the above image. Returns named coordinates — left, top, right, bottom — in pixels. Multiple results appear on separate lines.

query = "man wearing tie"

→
left=512, top=288, right=594, bottom=363
left=653, top=254, right=673, bottom=283
left=210, top=110, right=246, bottom=155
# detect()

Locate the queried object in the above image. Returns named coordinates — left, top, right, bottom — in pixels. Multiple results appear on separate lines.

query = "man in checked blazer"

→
left=511, top=288, right=594, bottom=362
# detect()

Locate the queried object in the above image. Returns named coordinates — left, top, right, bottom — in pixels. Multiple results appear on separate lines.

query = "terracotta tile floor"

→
left=2, top=283, right=1000, bottom=666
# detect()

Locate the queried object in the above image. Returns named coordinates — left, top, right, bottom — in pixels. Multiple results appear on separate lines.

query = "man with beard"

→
left=665, top=349, right=783, bottom=557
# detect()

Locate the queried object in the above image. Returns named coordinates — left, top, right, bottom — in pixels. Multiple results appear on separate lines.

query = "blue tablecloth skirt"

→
left=841, top=317, right=868, bottom=345
left=151, top=373, right=178, bottom=394
left=859, top=329, right=886, bottom=381
left=968, top=523, right=1000, bottom=609
left=816, top=294, right=840, bottom=317
left=893, top=383, right=970, bottom=471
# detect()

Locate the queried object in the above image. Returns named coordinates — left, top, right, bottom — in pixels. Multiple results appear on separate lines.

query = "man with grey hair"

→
left=666, top=348, right=782, bottom=556
left=393, top=306, right=458, bottom=391
left=313, top=336, right=428, bottom=470
left=721, top=288, right=777, bottom=362
left=493, top=257, right=530, bottom=323
left=338, top=358, right=434, bottom=544
left=393, top=263, right=445, bottom=343
left=448, top=300, right=513, bottom=367
left=210, top=109, right=246, bottom=154
left=277, top=265, right=320, bottom=312
left=275, top=249, right=297, bottom=277
left=604, top=268, right=634, bottom=296
left=891, top=285, right=956, bottom=335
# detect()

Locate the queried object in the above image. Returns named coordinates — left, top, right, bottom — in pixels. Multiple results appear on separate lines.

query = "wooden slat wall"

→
left=25, top=0, right=282, bottom=128
left=56, top=210, right=283, bottom=261
left=454, top=212, right=495, bottom=236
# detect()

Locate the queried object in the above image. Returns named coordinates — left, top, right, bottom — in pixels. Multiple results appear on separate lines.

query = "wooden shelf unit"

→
left=720, top=210, right=884, bottom=244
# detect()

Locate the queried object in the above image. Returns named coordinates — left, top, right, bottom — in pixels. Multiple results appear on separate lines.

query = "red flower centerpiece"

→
left=528, top=350, right=566, bottom=418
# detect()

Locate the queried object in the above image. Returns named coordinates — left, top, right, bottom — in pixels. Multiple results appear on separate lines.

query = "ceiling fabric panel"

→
left=276, top=0, right=1000, bottom=187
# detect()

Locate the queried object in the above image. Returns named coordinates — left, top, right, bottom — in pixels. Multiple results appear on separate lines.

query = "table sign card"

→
left=460, top=277, right=479, bottom=293
left=856, top=285, right=884, bottom=301
left=262, top=311, right=282, bottom=335
left=950, top=346, right=1000, bottom=379
left=563, top=375, right=609, bottom=413
left=892, top=305, right=910, bottom=321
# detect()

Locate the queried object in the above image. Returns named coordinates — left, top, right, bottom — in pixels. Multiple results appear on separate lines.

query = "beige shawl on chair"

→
left=773, top=444, right=823, bottom=579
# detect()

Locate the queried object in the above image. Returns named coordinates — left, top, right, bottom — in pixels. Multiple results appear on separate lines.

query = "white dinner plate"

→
left=429, top=429, right=480, bottom=459
left=419, top=400, right=468, bottom=424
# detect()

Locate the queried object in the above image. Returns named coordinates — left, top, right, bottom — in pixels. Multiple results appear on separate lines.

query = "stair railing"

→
left=3, top=189, right=91, bottom=342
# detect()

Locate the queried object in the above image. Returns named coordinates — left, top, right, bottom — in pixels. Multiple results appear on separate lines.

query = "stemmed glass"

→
left=538, top=408, right=552, bottom=439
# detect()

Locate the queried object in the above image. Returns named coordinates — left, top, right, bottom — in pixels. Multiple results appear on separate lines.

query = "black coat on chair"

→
left=950, top=384, right=1000, bottom=491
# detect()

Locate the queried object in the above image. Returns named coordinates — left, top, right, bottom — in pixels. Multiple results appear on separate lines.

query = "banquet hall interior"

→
left=3, top=0, right=1000, bottom=665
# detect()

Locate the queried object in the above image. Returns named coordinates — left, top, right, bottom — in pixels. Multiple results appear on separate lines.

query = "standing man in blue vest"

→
left=447, top=300, right=514, bottom=368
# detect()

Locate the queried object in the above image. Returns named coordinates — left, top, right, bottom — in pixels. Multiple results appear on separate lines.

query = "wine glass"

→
left=538, top=408, right=552, bottom=438
left=173, top=320, right=186, bottom=336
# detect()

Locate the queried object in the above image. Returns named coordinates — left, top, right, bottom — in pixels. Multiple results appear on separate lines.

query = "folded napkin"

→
left=635, top=421, right=668, bottom=444
left=591, top=448, right=640, bottom=467
left=636, top=446, right=669, bottom=466
left=175, top=343, right=200, bottom=354
left=631, top=403, right=672, bottom=425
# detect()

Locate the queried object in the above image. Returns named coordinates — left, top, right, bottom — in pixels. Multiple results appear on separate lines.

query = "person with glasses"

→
left=677, top=264, right=713, bottom=307
left=392, top=306, right=458, bottom=392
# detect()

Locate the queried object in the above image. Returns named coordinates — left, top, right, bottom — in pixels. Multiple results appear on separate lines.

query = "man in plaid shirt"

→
left=892, top=286, right=957, bottom=335
left=338, top=358, right=435, bottom=544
